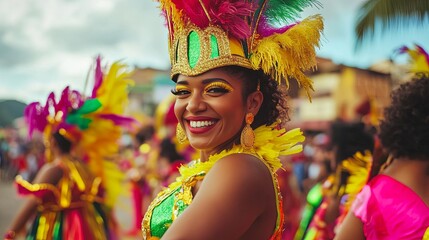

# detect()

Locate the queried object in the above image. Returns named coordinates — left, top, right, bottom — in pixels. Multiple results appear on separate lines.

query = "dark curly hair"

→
left=135, top=125, right=155, bottom=145
left=379, top=77, right=429, bottom=160
left=331, top=121, right=374, bottom=165
left=222, top=66, right=289, bottom=128
left=159, top=137, right=183, bottom=163
left=53, top=131, right=72, bottom=154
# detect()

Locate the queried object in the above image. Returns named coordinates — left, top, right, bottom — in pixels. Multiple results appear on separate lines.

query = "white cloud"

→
left=0, top=0, right=428, bottom=105
left=0, top=0, right=169, bottom=104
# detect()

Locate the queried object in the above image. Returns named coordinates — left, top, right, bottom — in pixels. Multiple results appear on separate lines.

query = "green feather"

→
left=263, top=0, right=321, bottom=24
left=75, top=99, right=102, bottom=114
left=66, top=99, right=101, bottom=130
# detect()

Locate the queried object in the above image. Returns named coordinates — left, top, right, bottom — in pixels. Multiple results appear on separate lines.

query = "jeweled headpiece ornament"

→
left=158, top=0, right=324, bottom=98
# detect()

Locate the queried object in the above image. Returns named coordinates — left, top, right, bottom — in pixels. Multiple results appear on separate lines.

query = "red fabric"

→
left=16, top=155, right=27, bottom=171
left=164, top=102, right=178, bottom=127
left=277, top=169, right=302, bottom=239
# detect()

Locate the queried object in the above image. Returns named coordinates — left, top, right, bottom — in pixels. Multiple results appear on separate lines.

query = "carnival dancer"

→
left=3, top=56, right=136, bottom=240
left=154, top=94, right=196, bottom=167
left=295, top=123, right=374, bottom=240
left=335, top=45, right=429, bottom=240
left=141, top=0, right=323, bottom=239
left=299, top=122, right=374, bottom=240
left=157, top=137, right=187, bottom=187
left=123, top=125, right=157, bottom=236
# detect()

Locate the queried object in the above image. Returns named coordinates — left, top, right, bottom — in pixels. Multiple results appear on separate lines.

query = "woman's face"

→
left=173, top=68, right=248, bottom=154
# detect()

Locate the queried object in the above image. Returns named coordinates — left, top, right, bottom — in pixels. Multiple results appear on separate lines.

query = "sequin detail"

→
left=150, top=188, right=180, bottom=237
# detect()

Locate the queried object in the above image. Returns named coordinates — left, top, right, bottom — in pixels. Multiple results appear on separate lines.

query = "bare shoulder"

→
left=210, top=153, right=272, bottom=185
left=199, top=153, right=274, bottom=204
left=33, top=162, right=64, bottom=184
left=334, top=210, right=365, bottom=240
left=162, top=153, right=275, bottom=239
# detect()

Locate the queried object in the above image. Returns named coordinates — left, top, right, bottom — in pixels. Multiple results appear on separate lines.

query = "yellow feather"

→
left=341, top=150, right=373, bottom=212
left=250, top=15, right=323, bottom=100
left=171, top=124, right=305, bottom=189
left=97, top=62, right=134, bottom=115
left=406, top=48, right=429, bottom=73
left=76, top=61, right=135, bottom=208
left=158, top=0, right=185, bottom=34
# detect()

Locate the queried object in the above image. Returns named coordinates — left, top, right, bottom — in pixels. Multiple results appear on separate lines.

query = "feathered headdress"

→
left=24, top=56, right=138, bottom=206
left=397, top=44, right=429, bottom=78
left=158, top=0, right=323, bottom=98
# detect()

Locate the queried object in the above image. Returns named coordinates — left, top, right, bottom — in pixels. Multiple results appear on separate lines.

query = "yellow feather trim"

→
left=406, top=48, right=429, bottom=74
left=168, top=124, right=305, bottom=190
left=250, top=15, right=324, bottom=100
left=159, top=0, right=185, bottom=35
left=341, top=150, right=372, bottom=211
left=96, top=62, right=134, bottom=114
left=77, top=61, right=134, bottom=208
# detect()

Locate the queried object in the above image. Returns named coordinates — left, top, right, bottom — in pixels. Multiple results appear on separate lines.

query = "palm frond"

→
left=355, top=0, right=429, bottom=46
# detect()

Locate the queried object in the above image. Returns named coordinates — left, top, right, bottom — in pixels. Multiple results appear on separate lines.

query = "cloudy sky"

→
left=1, top=0, right=428, bottom=104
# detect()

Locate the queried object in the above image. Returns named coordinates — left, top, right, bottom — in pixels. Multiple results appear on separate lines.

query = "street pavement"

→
left=0, top=179, right=24, bottom=239
left=0, top=179, right=141, bottom=240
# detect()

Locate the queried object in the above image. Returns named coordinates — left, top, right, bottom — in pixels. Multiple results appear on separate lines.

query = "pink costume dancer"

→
left=335, top=45, right=429, bottom=240
left=352, top=174, right=429, bottom=239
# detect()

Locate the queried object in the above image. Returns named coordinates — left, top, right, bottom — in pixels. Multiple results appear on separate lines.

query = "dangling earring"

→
left=176, top=123, right=188, bottom=144
left=241, top=113, right=255, bottom=150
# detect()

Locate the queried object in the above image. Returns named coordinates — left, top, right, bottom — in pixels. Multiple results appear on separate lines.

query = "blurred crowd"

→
left=2, top=72, right=427, bottom=240
left=0, top=128, right=45, bottom=183
left=0, top=106, right=380, bottom=239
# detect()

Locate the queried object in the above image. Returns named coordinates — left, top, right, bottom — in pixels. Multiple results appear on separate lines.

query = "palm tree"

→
left=355, top=0, right=429, bottom=45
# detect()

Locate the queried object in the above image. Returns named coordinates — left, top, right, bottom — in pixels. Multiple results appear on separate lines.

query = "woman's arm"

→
left=5, top=163, right=63, bottom=238
left=4, top=196, right=39, bottom=238
left=161, top=154, right=273, bottom=240
left=334, top=210, right=365, bottom=240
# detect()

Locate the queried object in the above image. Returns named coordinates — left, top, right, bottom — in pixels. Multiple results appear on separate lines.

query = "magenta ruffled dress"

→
left=352, top=174, right=429, bottom=239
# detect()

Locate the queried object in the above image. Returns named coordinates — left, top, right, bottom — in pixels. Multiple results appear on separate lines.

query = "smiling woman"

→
left=174, top=69, right=253, bottom=154
left=141, top=0, right=324, bottom=239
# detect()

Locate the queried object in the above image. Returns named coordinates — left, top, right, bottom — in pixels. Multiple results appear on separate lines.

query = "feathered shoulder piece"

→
left=338, top=150, right=372, bottom=212
left=167, top=123, right=305, bottom=190
left=157, top=0, right=323, bottom=99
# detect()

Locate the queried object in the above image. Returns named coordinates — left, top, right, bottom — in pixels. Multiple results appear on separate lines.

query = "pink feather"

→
left=171, top=0, right=254, bottom=40
left=24, top=92, right=55, bottom=138
left=91, top=56, right=103, bottom=98
left=70, top=90, right=84, bottom=108
left=24, top=102, right=44, bottom=138
left=55, top=86, right=71, bottom=114
left=99, top=114, right=140, bottom=131
left=24, top=86, right=86, bottom=139
left=257, top=16, right=297, bottom=37
left=397, top=46, right=409, bottom=54
left=210, top=1, right=255, bottom=39
left=415, top=44, right=429, bottom=65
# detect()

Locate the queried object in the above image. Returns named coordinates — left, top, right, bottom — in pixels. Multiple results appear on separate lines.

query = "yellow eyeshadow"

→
left=175, top=85, right=189, bottom=91
left=204, top=82, right=234, bottom=92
